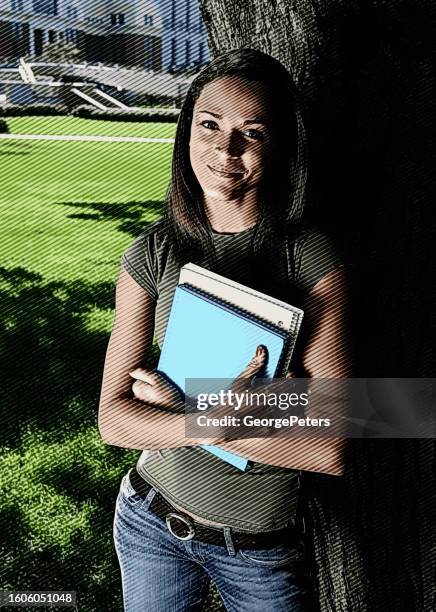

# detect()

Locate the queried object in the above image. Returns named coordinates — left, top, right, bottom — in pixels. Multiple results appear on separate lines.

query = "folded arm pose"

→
left=99, top=263, right=351, bottom=476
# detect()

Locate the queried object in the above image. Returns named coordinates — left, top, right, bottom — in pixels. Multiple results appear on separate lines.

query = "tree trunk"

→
left=199, top=1, right=435, bottom=610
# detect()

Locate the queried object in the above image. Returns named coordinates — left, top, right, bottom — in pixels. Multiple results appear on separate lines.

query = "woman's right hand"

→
left=229, top=345, right=295, bottom=395
left=214, top=345, right=297, bottom=440
left=229, top=345, right=268, bottom=393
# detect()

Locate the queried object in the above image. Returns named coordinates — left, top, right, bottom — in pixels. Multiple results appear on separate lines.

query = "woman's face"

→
left=189, top=76, right=274, bottom=203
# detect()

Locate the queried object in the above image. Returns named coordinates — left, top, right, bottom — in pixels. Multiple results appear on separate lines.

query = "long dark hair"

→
left=164, top=48, right=307, bottom=267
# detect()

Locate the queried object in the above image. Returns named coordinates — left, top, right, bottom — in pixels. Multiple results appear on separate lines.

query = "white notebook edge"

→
left=180, top=264, right=303, bottom=329
left=181, top=263, right=303, bottom=313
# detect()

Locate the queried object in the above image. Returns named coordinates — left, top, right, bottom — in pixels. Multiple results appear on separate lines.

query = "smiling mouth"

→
left=207, top=165, right=244, bottom=179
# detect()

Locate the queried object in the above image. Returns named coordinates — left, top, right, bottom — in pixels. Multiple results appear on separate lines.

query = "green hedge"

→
left=0, top=118, right=9, bottom=133
left=71, top=104, right=180, bottom=123
left=0, top=104, right=180, bottom=123
left=0, top=104, right=68, bottom=117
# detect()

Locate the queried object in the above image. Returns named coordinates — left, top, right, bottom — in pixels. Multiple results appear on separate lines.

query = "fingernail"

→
left=256, top=346, right=265, bottom=356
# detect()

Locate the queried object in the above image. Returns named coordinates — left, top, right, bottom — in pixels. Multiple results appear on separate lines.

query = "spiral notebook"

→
left=157, top=266, right=304, bottom=470
left=179, top=262, right=303, bottom=353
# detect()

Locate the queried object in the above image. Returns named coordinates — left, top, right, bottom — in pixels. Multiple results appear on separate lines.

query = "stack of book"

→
left=157, top=263, right=304, bottom=470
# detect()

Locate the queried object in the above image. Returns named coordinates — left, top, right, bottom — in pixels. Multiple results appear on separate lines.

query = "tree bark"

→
left=199, top=1, right=435, bottom=610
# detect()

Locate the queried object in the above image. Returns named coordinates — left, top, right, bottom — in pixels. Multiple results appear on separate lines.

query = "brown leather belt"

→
left=129, top=466, right=300, bottom=551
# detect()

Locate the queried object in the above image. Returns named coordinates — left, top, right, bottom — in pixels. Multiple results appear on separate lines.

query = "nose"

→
left=214, top=129, right=241, bottom=159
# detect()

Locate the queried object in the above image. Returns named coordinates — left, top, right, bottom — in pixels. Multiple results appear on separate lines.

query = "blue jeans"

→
left=113, top=471, right=309, bottom=611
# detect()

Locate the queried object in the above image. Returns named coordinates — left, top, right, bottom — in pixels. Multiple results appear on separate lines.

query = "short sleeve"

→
left=294, top=229, right=345, bottom=296
left=121, top=229, right=158, bottom=301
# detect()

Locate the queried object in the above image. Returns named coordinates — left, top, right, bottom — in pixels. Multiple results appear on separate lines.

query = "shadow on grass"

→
left=0, top=140, right=33, bottom=156
left=0, top=266, right=115, bottom=445
left=0, top=497, right=124, bottom=612
left=0, top=149, right=32, bottom=156
left=0, top=265, right=225, bottom=612
left=0, top=265, right=136, bottom=610
left=57, top=200, right=163, bottom=236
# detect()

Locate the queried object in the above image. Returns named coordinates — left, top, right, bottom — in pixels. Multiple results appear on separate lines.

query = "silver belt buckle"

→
left=165, top=512, right=195, bottom=541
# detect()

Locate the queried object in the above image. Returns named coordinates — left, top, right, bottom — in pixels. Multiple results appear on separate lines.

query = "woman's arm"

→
left=214, top=267, right=353, bottom=476
left=99, top=267, right=267, bottom=449
left=98, top=267, right=208, bottom=449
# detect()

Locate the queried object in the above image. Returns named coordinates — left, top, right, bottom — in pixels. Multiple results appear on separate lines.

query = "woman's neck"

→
left=203, top=193, right=259, bottom=233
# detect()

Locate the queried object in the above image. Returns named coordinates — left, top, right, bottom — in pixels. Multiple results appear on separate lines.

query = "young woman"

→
left=99, top=48, right=351, bottom=611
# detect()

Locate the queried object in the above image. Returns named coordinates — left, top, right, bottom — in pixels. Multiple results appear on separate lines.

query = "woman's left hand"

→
left=128, top=347, right=293, bottom=416
left=128, top=346, right=269, bottom=413
left=129, top=368, right=184, bottom=410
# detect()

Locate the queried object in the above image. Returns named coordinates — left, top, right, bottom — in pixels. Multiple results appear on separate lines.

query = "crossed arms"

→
left=98, top=266, right=352, bottom=476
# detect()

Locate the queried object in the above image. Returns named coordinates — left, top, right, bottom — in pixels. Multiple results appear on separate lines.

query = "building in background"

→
left=0, top=0, right=209, bottom=71
left=81, top=1, right=162, bottom=70
left=157, top=0, right=208, bottom=72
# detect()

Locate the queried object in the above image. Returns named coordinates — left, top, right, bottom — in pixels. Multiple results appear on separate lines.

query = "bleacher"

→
left=0, top=60, right=195, bottom=108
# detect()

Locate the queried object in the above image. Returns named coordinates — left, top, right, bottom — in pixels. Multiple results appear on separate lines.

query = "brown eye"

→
left=200, top=120, right=219, bottom=130
left=243, top=129, right=264, bottom=141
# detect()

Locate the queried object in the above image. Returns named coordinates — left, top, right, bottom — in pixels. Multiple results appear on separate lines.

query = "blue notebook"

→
left=157, top=284, right=291, bottom=470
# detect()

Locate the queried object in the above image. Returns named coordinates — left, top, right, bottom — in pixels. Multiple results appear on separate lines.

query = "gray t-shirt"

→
left=121, top=219, right=343, bottom=531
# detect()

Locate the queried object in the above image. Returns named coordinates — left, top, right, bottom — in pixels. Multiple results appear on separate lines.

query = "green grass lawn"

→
left=0, top=118, right=166, bottom=611
left=4, top=115, right=177, bottom=139
left=1, top=120, right=174, bottom=335
left=0, top=121, right=175, bottom=286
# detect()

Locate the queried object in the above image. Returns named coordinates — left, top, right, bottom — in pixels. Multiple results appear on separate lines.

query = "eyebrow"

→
left=198, top=109, right=269, bottom=126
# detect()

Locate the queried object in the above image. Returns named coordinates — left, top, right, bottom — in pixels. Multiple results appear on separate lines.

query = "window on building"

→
left=170, top=38, right=176, bottom=65
left=48, top=30, right=56, bottom=43
left=198, top=41, right=204, bottom=63
left=33, top=0, right=58, bottom=16
left=11, top=0, right=25, bottom=11
left=11, top=19, right=29, bottom=56
left=12, top=22, right=27, bottom=40
left=33, top=28, right=44, bottom=56
left=171, top=0, right=176, bottom=28
left=110, top=13, right=125, bottom=25
left=66, top=6, right=78, bottom=19
left=144, top=14, right=154, bottom=27
left=185, top=40, right=190, bottom=65
left=186, top=2, right=190, bottom=29
left=144, top=35, right=154, bottom=69
left=65, top=28, right=79, bottom=44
